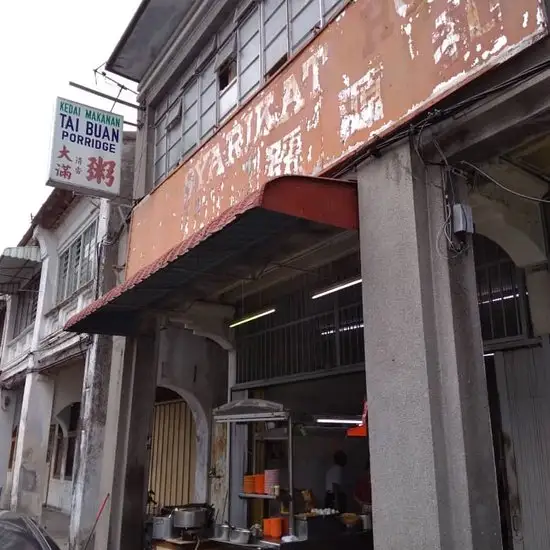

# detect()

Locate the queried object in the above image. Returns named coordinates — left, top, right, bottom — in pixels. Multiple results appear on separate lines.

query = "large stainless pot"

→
left=173, top=506, right=208, bottom=529
left=229, top=528, right=251, bottom=544
left=213, top=523, right=231, bottom=541
left=152, top=516, right=173, bottom=540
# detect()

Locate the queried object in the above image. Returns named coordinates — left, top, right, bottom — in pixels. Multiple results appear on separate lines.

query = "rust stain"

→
left=209, top=422, right=228, bottom=517
left=127, top=0, right=547, bottom=276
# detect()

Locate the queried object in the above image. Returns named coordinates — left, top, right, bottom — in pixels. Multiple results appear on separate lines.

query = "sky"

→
left=0, top=0, right=142, bottom=251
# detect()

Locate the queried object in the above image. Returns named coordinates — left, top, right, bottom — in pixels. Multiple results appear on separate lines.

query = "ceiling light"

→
left=311, top=277, right=362, bottom=300
left=316, top=418, right=362, bottom=426
left=229, top=308, right=276, bottom=328
left=321, top=323, right=364, bottom=336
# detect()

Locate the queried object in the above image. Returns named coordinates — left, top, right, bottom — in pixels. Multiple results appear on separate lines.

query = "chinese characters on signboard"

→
left=47, top=98, right=123, bottom=197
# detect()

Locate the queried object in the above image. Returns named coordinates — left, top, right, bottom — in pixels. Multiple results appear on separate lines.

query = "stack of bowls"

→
left=264, top=469, right=280, bottom=495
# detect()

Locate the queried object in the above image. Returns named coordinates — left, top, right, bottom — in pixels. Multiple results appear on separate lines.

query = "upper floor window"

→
left=12, top=273, right=40, bottom=338
left=151, top=0, right=346, bottom=188
left=8, top=427, right=18, bottom=470
left=65, top=402, right=81, bottom=480
left=0, top=307, right=5, bottom=349
left=57, top=220, right=98, bottom=304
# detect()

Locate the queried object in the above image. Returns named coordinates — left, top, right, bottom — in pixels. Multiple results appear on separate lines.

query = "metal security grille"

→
left=474, top=234, right=531, bottom=344
left=235, top=254, right=364, bottom=384
left=148, top=400, right=196, bottom=508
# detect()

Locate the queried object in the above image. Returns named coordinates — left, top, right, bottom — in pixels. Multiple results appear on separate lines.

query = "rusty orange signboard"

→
left=127, top=0, right=547, bottom=276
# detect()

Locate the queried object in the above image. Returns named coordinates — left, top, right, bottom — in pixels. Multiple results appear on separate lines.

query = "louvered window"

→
left=150, top=0, right=347, bottom=190
left=13, top=273, right=40, bottom=337
left=57, top=220, right=98, bottom=303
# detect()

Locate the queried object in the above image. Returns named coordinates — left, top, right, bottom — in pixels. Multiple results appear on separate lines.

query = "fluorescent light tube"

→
left=311, top=277, right=362, bottom=300
left=229, top=308, right=276, bottom=328
left=316, top=418, right=362, bottom=426
left=321, top=323, right=364, bottom=336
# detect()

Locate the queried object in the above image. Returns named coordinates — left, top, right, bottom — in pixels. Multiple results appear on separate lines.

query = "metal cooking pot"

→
left=229, top=528, right=251, bottom=544
left=213, top=523, right=231, bottom=541
left=173, top=506, right=208, bottom=529
left=152, top=516, right=173, bottom=540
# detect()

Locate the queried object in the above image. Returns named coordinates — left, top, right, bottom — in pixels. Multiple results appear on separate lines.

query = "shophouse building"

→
left=66, top=2, right=550, bottom=550
left=0, top=133, right=135, bottom=546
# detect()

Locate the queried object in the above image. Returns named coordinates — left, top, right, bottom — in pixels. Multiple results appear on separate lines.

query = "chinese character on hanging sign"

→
left=86, top=156, right=116, bottom=187
left=57, top=145, right=72, bottom=162
left=56, top=164, right=72, bottom=180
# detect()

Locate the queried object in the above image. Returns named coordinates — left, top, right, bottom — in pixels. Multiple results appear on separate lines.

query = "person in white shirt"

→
left=324, top=450, right=347, bottom=511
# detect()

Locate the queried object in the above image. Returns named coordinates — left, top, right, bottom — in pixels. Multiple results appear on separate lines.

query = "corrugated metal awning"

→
left=106, top=0, right=199, bottom=82
left=64, top=175, right=358, bottom=336
left=0, top=247, right=41, bottom=295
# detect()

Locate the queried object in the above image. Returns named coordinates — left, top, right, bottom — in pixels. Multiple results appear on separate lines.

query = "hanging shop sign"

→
left=46, top=97, right=123, bottom=198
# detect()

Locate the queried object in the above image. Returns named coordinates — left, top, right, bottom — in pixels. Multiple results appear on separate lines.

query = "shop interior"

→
left=214, top=250, right=373, bottom=547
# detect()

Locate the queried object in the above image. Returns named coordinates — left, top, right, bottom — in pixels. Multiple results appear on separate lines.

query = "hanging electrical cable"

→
left=460, top=161, right=550, bottom=204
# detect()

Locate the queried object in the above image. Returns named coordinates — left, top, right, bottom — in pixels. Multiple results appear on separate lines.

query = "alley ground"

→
left=42, top=507, right=69, bottom=549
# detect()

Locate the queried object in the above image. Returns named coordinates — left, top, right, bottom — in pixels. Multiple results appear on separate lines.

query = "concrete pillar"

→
left=68, top=335, right=112, bottom=549
left=0, top=389, right=16, bottom=505
left=92, top=336, right=129, bottom=550
left=357, top=143, right=502, bottom=550
left=10, top=373, right=54, bottom=520
left=94, top=333, right=158, bottom=550
left=525, top=266, right=550, bottom=336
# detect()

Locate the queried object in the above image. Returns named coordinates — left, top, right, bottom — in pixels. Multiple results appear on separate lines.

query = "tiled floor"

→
left=42, top=506, right=70, bottom=549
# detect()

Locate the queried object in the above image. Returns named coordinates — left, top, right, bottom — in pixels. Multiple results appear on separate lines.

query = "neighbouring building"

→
left=0, top=133, right=135, bottom=545
left=65, top=2, right=550, bottom=550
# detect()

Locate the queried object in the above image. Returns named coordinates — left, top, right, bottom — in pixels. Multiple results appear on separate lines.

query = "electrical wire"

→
left=460, top=161, right=550, bottom=204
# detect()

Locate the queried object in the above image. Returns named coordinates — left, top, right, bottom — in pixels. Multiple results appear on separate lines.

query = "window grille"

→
left=474, top=234, right=531, bottom=344
left=234, top=234, right=532, bottom=384
left=235, top=253, right=363, bottom=384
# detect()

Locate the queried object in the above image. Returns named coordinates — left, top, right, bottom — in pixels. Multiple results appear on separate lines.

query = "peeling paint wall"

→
left=126, top=0, right=547, bottom=276
left=209, top=422, right=228, bottom=521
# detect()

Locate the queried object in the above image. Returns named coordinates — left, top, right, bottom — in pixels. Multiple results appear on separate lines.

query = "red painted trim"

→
left=261, top=176, right=358, bottom=230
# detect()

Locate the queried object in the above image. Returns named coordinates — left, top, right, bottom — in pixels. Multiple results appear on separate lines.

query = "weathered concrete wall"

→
left=92, top=336, right=126, bottom=550
left=0, top=390, right=22, bottom=510
left=10, top=374, right=54, bottom=519
left=47, top=477, right=73, bottom=512
left=357, top=143, right=501, bottom=550
left=158, top=326, right=228, bottom=503
left=0, top=389, right=16, bottom=506
left=526, top=268, right=550, bottom=336
left=115, top=335, right=158, bottom=550
left=52, top=361, right=84, bottom=418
